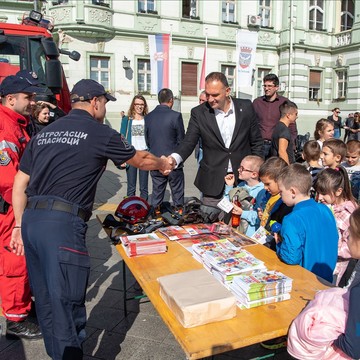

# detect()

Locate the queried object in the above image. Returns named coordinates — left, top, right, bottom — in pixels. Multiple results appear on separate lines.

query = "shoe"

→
left=260, top=336, right=287, bottom=350
left=6, top=319, right=42, bottom=340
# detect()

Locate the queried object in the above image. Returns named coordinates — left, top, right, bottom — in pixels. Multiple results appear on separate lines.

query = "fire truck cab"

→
left=0, top=10, right=79, bottom=113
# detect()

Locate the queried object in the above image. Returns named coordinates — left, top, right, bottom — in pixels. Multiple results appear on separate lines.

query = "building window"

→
left=222, top=1, right=236, bottom=23
left=341, top=0, right=354, bottom=31
left=137, top=59, right=151, bottom=93
left=90, top=56, right=110, bottom=90
left=138, top=0, right=157, bottom=14
left=52, top=0, right=68, bottom=4
left=309, top=70, right=321, bottom=101
left=256, top=68, right=270, bottom=97
left=259, top=0, right=271, bottom=27
left=309, top=0, right=324, bottom=31
left=336, top=70, right=347, bottom=99
left=181, top=62, right=197, bottom=96
left=182, top=0, right=199, bottom=19
left=221, top=65, right=236, bottom=95
left=92, top=0, right=110, bottom=7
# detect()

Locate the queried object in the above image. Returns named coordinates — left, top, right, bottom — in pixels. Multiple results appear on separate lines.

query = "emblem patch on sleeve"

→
left=0, top=150, right=11, bottom=166
left=120, top=134, right=132, bottom=150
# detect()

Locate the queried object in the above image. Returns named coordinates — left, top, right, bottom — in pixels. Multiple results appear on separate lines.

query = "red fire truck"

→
left=0, top=10, right=80, bottom=113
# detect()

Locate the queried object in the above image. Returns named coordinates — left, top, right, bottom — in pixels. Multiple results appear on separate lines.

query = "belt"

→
left=26, top=199, right=87, bottom=221
left=263, top=139, right=272, bottom=144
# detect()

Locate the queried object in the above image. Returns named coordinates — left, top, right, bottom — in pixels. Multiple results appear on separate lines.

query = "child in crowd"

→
left=287, top=207, right=360, bottom=360
left=314, top=118, right=334, bottom=149
left=257, top=157, right=293, bottom=250
left=270, top=100, right=298, bottom=164
left=224, top=155, right=266, bottom=236
left=276, top=164, right=338, bottom=283
left=341, top=139, right=360, bottom=202
left=302, top=140, right=323, bottom=184
left=314, top=167, right=358, bottom=286
left=321, top=138, right=347, bottom=169
left=302, top=140, right=323, bottom=199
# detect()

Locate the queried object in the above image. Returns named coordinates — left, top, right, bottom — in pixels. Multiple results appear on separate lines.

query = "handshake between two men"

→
left=158, top=155, right=177, bottom=176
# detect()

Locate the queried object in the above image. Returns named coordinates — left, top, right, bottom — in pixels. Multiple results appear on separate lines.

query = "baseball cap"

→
left=0, top=74, right=46, bottom=96
left=16, top=70, right=42, bottom=85
left=70, top=79, right=116, bottom=103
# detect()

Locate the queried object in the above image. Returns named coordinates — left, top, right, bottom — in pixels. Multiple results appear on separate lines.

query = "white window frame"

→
left=89, top=56, right=110, bottom=90
left=259, top=0, right=271, bottom=28
left=222, top=1, right=236, bottom=23
left=256, top=68, right=271, bottom=97
left=340, top=0, right=354, bottom=32
left=183, top=0, right=198, bottom=18
left=137, top=58, right=151, bottom=94
left=138, top=0, right=156, bottom=13
left=221, top=64, right=236, bottom=95
left=335, top=69, right=347, bottom=99
left=308, top=69, right=322, bottom=101
left=309, top=0, right=324, bottom=31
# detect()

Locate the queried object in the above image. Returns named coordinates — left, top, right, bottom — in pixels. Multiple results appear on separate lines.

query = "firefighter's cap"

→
left=0, top=74, right=46, bottom=96
left=70, top=79, right=116, bottom=103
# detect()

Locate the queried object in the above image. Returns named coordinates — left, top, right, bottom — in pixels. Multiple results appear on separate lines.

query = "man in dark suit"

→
left=145, top=88, right=185, bottom=208
left=170, top=72, right=263, bottom=208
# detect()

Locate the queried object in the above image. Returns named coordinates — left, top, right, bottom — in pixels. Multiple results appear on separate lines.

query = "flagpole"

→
left=169, top=24, right=173, bottom=90
left=235, top=29, right=239, bottom=98
left=205, top=28, right=208, bottom=80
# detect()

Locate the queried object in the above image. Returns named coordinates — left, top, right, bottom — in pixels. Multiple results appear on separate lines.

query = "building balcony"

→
left=48, top=1, right=115, bottom=39
left=334, top=30, right=352, bottom=47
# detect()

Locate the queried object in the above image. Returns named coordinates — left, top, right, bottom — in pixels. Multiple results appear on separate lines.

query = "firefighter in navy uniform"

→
left=0, top=74, right=44, bottom=339
left=10, top=79, right=172, bottom=360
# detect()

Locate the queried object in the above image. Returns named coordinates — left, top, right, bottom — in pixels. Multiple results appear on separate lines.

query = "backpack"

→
left=228, top=187, right=255, bottom=234
left=161, top=197, right=221, bottom=226
left=294, top=132, right=310, bottom=163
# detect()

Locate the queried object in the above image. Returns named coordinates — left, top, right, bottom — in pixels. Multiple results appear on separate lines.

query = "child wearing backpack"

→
left=224, top=155, right=266, bottom=236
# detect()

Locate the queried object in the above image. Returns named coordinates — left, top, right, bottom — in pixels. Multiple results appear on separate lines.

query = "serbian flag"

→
left=199, top=47, right=206, bottom=90
left=148, top=34, right=170, bottom=94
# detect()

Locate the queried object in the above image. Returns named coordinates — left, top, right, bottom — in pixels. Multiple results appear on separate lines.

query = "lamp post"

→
left=122, top=57, right=131, bottom=70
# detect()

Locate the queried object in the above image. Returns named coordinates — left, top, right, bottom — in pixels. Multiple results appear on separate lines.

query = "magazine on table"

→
left=120, top=233, right=166, bottom=257
left=158, top=225, right=192, bottom=241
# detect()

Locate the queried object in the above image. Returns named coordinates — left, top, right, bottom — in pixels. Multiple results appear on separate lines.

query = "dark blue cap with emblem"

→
left=0, top=74, right=46, bottom=96
left=16, top=70, right=42, bottom=85
left=70, top=79, right=116, bottom=103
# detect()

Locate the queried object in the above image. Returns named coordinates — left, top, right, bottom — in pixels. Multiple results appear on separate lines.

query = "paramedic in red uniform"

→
left=0, top=74, right=43, bottom=339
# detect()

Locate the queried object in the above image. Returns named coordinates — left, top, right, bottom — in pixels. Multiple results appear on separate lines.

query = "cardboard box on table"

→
left=158, top=269, right=236, bottom=328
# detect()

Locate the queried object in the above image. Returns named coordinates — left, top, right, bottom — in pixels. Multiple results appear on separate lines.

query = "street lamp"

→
left=122, top=57, right=131, bottom=70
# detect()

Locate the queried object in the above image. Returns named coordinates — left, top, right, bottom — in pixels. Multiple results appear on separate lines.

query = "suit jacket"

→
left=145, top=105, right=185, bottom=157
left=176, top=98, right=263, bottom=197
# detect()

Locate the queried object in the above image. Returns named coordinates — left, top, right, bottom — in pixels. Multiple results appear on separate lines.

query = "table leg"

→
left=122, top=259, right=148, bottom=317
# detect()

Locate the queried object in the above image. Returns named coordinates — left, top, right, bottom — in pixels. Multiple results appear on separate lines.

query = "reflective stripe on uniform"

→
left=0, top=140, right=19, bottom=154
left=4, top=312, right=28, bottom=319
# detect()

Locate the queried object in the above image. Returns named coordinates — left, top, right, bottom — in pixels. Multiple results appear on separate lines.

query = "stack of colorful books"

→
left=192, top=239, right=266, bottom=279
left=120, top=233, right=167, bottom=257
left=229, top=270, right=293, bottom=309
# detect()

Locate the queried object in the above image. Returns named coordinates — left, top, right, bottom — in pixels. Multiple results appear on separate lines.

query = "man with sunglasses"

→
left=10, top=79, right=172, bottom=360
left=253, top=73, right=298, bottom=158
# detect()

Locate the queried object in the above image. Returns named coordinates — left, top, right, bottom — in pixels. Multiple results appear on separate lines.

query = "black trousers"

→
left=150, top=168, right=184, bottom=207
left=23, top=196, right=89, bottom=360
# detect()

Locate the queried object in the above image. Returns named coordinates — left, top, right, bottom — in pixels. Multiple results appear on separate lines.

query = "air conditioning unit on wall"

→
left=248, top=15, right=261, bottom=27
